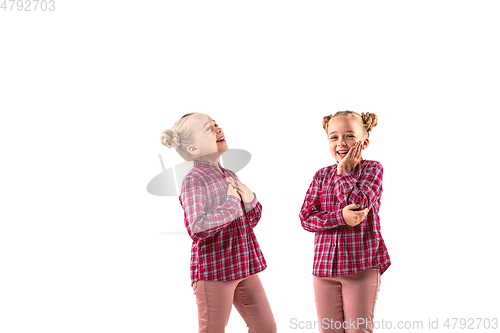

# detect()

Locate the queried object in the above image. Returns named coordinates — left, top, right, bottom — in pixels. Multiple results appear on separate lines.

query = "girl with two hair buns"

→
left=299, top=111, right=391, bottom=333
left=161, top=112, right=276, bottom=333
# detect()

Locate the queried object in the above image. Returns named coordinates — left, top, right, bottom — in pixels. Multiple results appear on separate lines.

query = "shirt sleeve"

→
left=243, top=193, right=262, bottom=229
left=333, top=161, right=383, bottom=211
left=243, top=192, right=257, bottom=212
left=180, top=176, right=244, bottom=241
left=299, top=171, right=347, bottom=232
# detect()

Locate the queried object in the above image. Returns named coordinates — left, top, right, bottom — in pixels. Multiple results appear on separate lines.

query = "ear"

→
left=187, top=145, right=200, bottom=156
left=362, top=138, right=370, bottom=150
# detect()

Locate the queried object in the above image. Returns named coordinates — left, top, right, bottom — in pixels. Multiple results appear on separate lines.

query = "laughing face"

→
left=209, top=115, right=228, bottom=155
left=327, top=116, right=369, bottom=162
left=187, top=113, right=228, bottom=160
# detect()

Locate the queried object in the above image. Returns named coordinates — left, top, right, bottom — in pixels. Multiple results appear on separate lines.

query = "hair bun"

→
left=160, top=129, right=181, bottom=149
left=322, top=115, right=333, bottom=132
left=361, top=112, right=378, bottom=132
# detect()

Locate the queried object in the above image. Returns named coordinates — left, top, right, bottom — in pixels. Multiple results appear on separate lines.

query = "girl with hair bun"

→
left=160, top=112, right=276, bottom=333
left=299, top=110, right=391, bottom=333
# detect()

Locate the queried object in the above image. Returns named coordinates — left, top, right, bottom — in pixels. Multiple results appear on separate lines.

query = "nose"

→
left=337, top=138, right=347, bottom=148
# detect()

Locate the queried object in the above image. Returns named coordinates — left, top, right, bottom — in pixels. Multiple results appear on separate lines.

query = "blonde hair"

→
left=322, top=110, right=378, bottom=138
left=160, top=112, right=197, bottom=161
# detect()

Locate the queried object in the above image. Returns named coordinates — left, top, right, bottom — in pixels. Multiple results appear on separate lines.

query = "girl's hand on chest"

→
left=226, top=177, right=254, bottom=203
left=226, top=179, right=242, bottom=201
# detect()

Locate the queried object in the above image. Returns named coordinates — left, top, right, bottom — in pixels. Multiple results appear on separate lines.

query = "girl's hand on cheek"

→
left=226, top=177, right=254, bottom=203
left=338, top=141, right=363, bottom=174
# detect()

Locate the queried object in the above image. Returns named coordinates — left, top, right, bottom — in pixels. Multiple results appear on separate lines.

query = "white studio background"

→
left=1, top=1, right=499, bottom=332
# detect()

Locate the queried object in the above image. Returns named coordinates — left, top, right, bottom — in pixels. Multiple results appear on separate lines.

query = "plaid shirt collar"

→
left=193, top=160, right=226, bottom=177
left=194, top=160, right=222, bottom=169
left=335, top=156, right=364, bottom=164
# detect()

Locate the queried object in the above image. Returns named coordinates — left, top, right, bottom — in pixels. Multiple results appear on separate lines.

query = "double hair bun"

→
left=360, top=112, right=378, bottom=132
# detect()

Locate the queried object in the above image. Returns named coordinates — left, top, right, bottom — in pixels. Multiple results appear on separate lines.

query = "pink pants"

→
left=313, top=266, right=381, bottom=333
left=192, top=274, right=276, bottom=333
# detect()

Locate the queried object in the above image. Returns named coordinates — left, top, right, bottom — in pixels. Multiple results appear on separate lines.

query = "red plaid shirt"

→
left=299, top=157, right=391, bottom=277
left=179, top=160, right=266, bottom=286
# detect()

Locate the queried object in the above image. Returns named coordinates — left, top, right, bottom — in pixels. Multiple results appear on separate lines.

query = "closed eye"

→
left=330, top=135, right=354, bottom=139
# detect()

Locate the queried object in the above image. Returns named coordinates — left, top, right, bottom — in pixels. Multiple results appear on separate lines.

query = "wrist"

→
left=340, top=207, right=348, bottom=225
left=243, top=192, right=255, bottom=203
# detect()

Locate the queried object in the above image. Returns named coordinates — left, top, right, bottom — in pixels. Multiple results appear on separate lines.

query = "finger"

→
left=355, top=141, right=361, bottom=157
left=345, top=146, right=352, bottom=158
left=355, top=147, right=361, bottom=159
left=354, top=212, right=366, bottom=219
left=348, top=145, right=355, bottom=158
left=235, top=183, right=246, bottom=191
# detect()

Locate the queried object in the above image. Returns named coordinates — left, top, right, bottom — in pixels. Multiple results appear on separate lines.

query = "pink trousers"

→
left=192, top=274, right=276, bottom=333
left=313, top=266, right=381, bottom=333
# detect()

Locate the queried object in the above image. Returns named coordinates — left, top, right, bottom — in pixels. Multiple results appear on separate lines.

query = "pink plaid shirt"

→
left=179, top=160, right=266, bottom=286
left=299, top=157, right=391, bottom=277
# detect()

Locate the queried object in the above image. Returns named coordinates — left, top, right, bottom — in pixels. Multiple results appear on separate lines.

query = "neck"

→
left=196, top=153, right=222, bottom=171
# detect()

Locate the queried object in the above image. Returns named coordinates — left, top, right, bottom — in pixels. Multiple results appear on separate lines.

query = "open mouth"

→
left=337, top=150, right=348, bottom=158
left=216, top=136, right=226, bottom=144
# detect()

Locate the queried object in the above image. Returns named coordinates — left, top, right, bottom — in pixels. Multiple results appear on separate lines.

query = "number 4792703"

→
left=1, top=0, right=55, bottom=11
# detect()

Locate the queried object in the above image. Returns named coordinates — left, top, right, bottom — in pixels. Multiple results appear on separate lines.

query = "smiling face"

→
left=209, top=115, right=228, bottom=155
left=186, top=113, right=228, bottom=161
left=327, top=116, right=369, bottom=162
